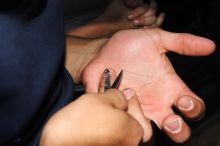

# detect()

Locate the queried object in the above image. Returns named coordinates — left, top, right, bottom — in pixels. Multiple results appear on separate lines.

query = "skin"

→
left=74, top=28, right=215, bottom=143
left=40, top=89, right=151, bottom=146
left=64, top=0, right=215, bottom=144
left=66, top=0, right=165, bottom=38
left=64, top=36, right=152, bottom=144
left=43, top=26, right=214, bottom=145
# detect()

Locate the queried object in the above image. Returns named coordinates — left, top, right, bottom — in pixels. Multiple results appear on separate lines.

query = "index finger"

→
left=102, top=89, right=128, bottom=110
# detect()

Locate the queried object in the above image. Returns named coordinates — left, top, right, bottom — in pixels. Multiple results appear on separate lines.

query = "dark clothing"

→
left=155, top=0, right=220, bottom=146
left=0, top=0, right=75, bottom=146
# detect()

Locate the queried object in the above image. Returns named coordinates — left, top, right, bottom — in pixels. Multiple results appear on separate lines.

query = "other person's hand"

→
left=66, top=0, right=164, bottom=38
left=40, top=89, right=152, bottom=146
left=124, top=0, right=165, bottom=28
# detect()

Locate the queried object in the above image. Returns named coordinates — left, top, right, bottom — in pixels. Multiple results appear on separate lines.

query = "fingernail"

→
left=164, top=118, right=181, bottom=134
left=123, top=88, right=134, bottom=100
left=133, top=20, right=139, bottom=25
left=178, top=96, right=194, bottom=111
left=128, top=15, right=134, bottom=19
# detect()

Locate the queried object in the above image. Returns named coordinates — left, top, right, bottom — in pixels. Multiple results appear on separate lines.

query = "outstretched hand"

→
left=82, top=28, right=215, bottom=143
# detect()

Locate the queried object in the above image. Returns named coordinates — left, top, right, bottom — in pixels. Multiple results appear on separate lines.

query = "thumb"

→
left=158, top=29, right=216, bottom=56
left=123, top=88, right=153, bottom=142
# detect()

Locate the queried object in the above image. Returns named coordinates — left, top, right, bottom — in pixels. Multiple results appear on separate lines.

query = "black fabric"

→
left=0, top=0, right=75, bottom=146
left=0, top=0, right=23, bottom=11
left=154, top=0, right=220, bottom=145
left=0, top=0, right=46, bottom=18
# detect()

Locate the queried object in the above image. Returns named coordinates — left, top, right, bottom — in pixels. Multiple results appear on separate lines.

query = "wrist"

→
left=65, top=36, right=108, bottom=83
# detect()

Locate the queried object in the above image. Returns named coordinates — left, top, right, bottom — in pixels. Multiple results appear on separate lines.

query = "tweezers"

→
left=104, top=69, right=123, bottom=91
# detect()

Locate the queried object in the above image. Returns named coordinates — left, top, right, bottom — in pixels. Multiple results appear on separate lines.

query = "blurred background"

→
left=63, top=0, right=220, bottom=145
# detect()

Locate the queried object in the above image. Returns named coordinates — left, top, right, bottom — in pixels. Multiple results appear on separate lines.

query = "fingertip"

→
left=195, top=37, right=216, bottom=55
left=128, top=14, right=134, bottom=20
left=163, top=116, right=182, bottom=134
left=123, top=88, right=135, bottom=100
left=133, top=19, right=140, bottom=25
left=175, top=95, right=206, bottom=120
left=155, top=12, right=165, bottom=27
left=160, top=31, right=216, bottom=56
left=207, top=39, right=216, bottom=53
left=133, top=15, right=157, bottom=26
left=162, top=115, right=191, bottom=143
left=176, top=96, right=194, bottom=112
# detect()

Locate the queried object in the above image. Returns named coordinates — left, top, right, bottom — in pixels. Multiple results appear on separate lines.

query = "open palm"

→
left=82, top=28, right=215, bottom=142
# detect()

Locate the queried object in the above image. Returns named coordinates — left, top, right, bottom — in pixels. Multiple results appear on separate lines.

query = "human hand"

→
left=99, top=0, right=164, bottom=31
left=66, top=0, right=164, bottom=38
left=40, top=89, right=152, bottom=146
left=125, top=0, right=165, bottom=28
left=82, top=28, right=215, bottom=143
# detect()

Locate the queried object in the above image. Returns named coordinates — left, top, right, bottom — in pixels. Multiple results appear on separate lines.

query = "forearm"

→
left=65, top=36, right=108, bottom=83
left=66, top=16, right=115, bottom=39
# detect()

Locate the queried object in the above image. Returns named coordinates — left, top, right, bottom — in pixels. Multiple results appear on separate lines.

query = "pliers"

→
left=103, top=69, right=123, bottom=91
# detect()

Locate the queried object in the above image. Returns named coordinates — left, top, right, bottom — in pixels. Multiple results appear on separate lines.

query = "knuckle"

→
left=108, top=89, right=127, bottom=108
left=106, top=89, right=125, bottom=100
